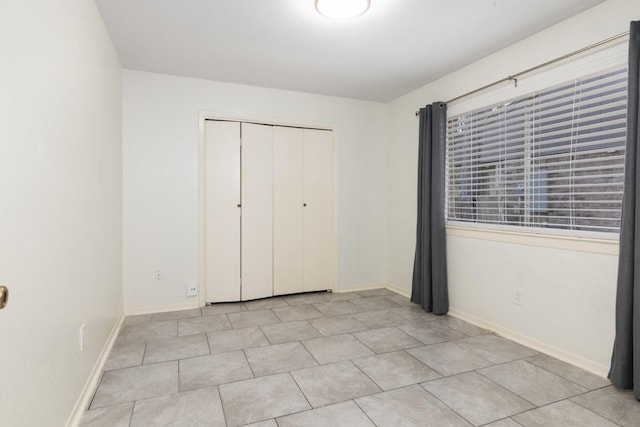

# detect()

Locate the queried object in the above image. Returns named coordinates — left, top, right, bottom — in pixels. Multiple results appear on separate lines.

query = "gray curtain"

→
left=609, top=21, right=640, bottom=399
left=411, top=103, right=449, bottom=315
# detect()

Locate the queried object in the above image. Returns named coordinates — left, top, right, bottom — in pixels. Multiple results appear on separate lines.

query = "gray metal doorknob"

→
left=0, top=286, right=8, bottom=309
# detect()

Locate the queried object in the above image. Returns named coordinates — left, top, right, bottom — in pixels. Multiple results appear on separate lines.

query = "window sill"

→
left=445, top=223, right=619, bottom=256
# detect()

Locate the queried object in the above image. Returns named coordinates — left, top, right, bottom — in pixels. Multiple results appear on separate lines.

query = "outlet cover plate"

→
left=186, top=283, right=198, bottom=297
left=514, top=288, right=524, bottom=306
left=79, top=323, right=86, bottom=351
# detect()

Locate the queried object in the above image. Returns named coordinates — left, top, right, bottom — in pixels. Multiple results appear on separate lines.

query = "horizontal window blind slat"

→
left=449, top=206, right=621, bottom=212
left=450, top=164, right=624, bottom=177
left=534, top=80, right=627, bottom=106
left=447, top=214, right=620, bottom=222
left=534, top=84, right=626, bottom=108
left=452, top=181, right=623, bottom=192
left=447, top=135, right=625, bottom=161
left=448, top=145, right=625, bottom=168
left=447, top=126, right=625, bottom=159
left=537, top=111, right=626, bottom=130
left=448, top=180, right=626, bottom=190
left=448, top=217, right=619, bottom=232
left=447, top=166, right=623, bottom=181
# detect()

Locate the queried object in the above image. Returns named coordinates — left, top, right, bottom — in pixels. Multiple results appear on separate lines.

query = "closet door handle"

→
left=237, top=204, right=241, bottom=208
left=303, top=203, right=307, bottom=207
left=0, top=285, right=8, bottom=309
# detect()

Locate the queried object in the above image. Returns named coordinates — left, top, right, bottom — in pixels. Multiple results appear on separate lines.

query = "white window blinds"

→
left=446, top=46, right=628, bottom=235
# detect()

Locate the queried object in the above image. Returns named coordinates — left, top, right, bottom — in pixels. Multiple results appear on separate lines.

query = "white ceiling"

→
left=95, top=0, right=605, bottom=102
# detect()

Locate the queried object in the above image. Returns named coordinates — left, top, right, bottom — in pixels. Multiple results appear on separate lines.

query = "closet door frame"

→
left=198, top=112, right=339, bottom=306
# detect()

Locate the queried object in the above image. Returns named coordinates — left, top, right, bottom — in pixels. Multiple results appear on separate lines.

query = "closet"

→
left=204, top=120, right=333, bottom=303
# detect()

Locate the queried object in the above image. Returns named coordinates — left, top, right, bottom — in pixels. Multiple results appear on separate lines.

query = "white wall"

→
left=0, top=1, right=122, bottom=426
left=387, top=0, right=639, bottom=373
left=123, top=71, right=388, bottom=312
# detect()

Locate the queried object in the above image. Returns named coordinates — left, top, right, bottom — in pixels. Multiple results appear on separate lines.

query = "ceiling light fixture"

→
left=315, top=0, right=370, bottom=20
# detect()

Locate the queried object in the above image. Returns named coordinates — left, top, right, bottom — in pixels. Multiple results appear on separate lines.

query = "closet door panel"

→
left=205, top=120, right=241, bottom=302
left=273, top=126, right=304, bottom=295
left=241, top=123, right=274, bottom=301
left=303, top=129, right=333, bottom=292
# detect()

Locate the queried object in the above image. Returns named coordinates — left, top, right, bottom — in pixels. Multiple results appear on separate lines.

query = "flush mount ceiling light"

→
left=315, top=0, right=370, bottom=20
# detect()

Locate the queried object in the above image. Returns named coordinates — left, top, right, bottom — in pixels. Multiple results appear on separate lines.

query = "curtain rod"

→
left=415, top=30, right=630, bottom=116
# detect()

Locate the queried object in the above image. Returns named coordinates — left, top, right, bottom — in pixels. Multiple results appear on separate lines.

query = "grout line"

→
left=348, top=331, right=378, bottom=355
left=348, top=357, right=383, bottom=393
left=214, top=386, right=229, bottom=427
left=299, top=339, right=322, bottom=366
left=418, top=383, right=479, bottom=426
left=306, top=318, right=324, bottom=337
left=402, top=348, right=448, bottom=378
left=522, top=357, right=609, bottom=392
left=175, top=359, right=180, bottom=395
left=569, top=390, right=624, bottom=427
left=127, top=401, right=135, bottom=426
left=479, top=416, right=523, bottom=426
left=140, top=342, right=148, bottom=367
left=352, top=398, right=379, bottom=426
left=242, top=348, right=257, bottom=379
left=258, top=324, right=274, bottom=345
left=204, top=333, right=212, bottom=356
left=287, top=370, right=315, bottom=413
left=472, top=369, right=539, bottom=408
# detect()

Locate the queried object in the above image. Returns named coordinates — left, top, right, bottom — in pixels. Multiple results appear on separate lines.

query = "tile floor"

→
left=81, top=289, right=639, bottom=427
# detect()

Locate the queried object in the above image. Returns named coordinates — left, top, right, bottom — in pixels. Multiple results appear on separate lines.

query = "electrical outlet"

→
left=514, top=288, right=524, bottom=306
left=186, top=283, right=198, bottom=297
left=79, top=323, right=86, bottom=351
left=155, top=268, right=162, bottom=281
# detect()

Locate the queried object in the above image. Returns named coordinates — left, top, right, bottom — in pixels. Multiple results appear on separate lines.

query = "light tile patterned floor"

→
left=81, top=289, right=638, bottom=427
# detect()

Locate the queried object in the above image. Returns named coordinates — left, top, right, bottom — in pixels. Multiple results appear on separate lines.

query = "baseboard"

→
left=65, top=314, right=125, bottom=427
left=448, top=307, right=610, bottom=378
left=334, top=282, right=411, bottom=298
left=333, top=282, right=389, bottom=293
left=384, top=283, right=411, bottom=298
left=125, top=301, right=201, bottom=316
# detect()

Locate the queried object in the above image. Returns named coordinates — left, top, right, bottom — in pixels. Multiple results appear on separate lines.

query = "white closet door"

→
left=241, top=123, right=274, bottom=301
left=273, top=126, right=304, bottom=295
left=303, top=129, right=333, bottom=292
left=205, top=120, right=241, bottom=302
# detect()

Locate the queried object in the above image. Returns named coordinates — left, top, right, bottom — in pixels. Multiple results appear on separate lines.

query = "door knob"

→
left=303, top=203, right=307, bottom=207
left=0, top=286, right=8, bottom=309
left=237, top=203, right=241, bottom=208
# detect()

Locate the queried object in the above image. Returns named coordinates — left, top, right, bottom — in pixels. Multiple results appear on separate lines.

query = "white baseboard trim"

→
left=125, top=301, right=201, bottom=316
left=448, top=307, right=610, bottom=378
left=384, top=283, right=411, bottom=298
left=65, top=314, right=125, bottom=427
left=333, top=282, right=389, bottom=293
left=334, top=282, right=410, bottom=298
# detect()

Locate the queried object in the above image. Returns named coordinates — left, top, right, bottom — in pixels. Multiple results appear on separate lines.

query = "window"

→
left=446, top=49, right=628, bottom=236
